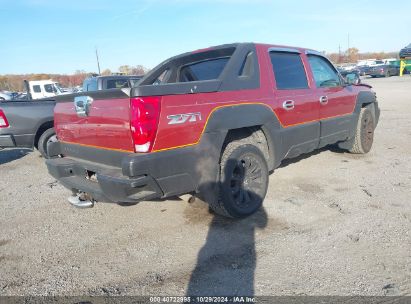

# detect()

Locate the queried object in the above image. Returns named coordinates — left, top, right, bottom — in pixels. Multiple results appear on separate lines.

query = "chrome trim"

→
left=319, top=96, right=328, bottom=105
left=268, top=47, right=301, bottom=54
left=74, top=96, right=93, bottom=117
left=282, top=100, right=295, bottom=110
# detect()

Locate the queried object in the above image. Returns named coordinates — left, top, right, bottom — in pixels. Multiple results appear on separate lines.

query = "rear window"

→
left=270, top=52, right=308, bottom=90
left=106, top=79, right=129, bottom=89
left=179, top=57, right=229, bottom=82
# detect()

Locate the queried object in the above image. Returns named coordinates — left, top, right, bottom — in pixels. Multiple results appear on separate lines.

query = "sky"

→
left=1, top=0, right=410, bottom=74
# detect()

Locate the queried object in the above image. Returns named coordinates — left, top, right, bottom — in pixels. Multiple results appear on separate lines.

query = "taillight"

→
left=0, top=110, right=9, bottom=128
left=129, top=97, right=161, bottom=153
left=380, top=68, right=384, bottom=72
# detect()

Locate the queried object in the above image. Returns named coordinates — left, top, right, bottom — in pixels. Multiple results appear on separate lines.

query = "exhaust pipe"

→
left=68, top=192, right=95, bottom=208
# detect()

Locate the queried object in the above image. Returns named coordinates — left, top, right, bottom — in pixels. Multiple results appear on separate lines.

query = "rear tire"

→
left=37, top=128, right=56, bottom=159
left=349, top=107, right=375, bottom=154
left=209, top=142, right=269, bottom=218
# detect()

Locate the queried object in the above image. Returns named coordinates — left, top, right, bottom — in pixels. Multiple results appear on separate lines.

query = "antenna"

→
left=95, top=47, right=101, bottom=75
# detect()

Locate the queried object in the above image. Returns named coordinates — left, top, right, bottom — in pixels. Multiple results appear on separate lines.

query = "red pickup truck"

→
left=46, top=43, right=379, bottom=218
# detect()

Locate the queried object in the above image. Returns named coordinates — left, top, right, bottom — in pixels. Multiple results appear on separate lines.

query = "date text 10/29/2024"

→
left=149, top=296, right=256, bottom=303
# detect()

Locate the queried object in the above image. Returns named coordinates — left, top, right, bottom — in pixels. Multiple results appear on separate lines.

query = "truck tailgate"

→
left=54, top=91, right=134, bottom=153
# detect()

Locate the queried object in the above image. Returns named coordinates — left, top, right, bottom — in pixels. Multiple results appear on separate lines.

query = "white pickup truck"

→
left=29, top=80, right=67, bottom=99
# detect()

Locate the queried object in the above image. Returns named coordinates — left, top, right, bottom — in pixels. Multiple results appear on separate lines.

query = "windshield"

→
left=54, top=83, right=63, bottom=93
left=407, top=43, right=411, bottom=48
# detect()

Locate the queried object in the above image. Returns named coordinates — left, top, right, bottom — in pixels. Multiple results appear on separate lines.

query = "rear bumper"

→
left=0, top=135, right=16, bottom=147
left=369, top=70, right=385, bottom=76
left=0, top=133, right=35, bottom=148
left=46, top=157, right=164, bottom=203
left=45, top=131, right=225, bottom=203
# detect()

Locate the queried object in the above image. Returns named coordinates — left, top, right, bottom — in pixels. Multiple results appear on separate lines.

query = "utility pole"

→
left=338, top=44, right=342, bottom=63
left=95, top=47, right=101, bottom=75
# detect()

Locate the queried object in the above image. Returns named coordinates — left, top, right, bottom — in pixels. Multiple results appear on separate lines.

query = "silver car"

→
left=0, top=92, right=12, bottom=101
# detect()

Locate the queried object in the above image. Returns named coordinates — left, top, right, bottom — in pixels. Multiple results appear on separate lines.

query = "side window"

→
left=179, top=57, right=229, bottom=82
left=44, top=84, right=55, bottom=93
left=32, top=85, right=41, bottom=93
left=269, top=52, right=308, bottom=89
left=307, top=55, right=341, bottom=88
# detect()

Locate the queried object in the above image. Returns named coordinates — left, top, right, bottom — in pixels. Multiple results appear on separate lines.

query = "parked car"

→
left=357, top=65, right=371, bottom=76
left=0, top=92, right=12, bottom=101
left=399, top=43, right=411, bottom=58
left=82, top=75, right=143, bottom=92
left=46, top=43, right=379, bottom=218
left=369, top=64, right=400, bottom=77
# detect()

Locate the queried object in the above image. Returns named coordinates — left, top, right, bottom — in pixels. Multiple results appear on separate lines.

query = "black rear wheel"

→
left=210, top=143, right=269, bottom=218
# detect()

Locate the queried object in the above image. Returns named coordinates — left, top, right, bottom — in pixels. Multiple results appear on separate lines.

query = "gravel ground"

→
left=0, top=76, right=410, bottom=296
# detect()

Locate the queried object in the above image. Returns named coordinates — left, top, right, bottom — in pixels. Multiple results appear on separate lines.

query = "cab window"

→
left=44, top=84, right=55, bottom=93
left=269, top=52, right=308, bottom=90
left=307, top=55, right=341, bottom=88
left=32, top=85, right=41, bottom=93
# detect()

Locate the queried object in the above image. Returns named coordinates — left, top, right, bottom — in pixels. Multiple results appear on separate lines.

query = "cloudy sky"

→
left=1, top=0, right=410, bottom=74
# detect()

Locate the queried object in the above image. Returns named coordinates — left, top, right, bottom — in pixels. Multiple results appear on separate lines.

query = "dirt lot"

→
left=0, top=76, right=410, bottom=296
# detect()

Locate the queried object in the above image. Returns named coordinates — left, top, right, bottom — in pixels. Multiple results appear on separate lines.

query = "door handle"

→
left=282, top=100, right=295, bottom=110
left=319, top=96, right=328, bottom=105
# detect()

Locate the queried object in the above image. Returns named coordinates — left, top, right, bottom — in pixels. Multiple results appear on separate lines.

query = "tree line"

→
left=327, top=48, right=399, bottom=64
left=0, top=65, right=148, bottom=92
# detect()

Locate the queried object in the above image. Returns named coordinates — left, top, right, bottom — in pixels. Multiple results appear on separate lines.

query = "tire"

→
left=384, top=70, right=390, bottom=77
left=349, top=107, right=375, bottom=154
left=209, top=142, right=269, bottom=218
left=37, top=128, right=56, bottom=159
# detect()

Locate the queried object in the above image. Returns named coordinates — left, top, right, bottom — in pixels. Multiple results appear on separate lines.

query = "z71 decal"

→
left=167, top=112, right=202, bottom=125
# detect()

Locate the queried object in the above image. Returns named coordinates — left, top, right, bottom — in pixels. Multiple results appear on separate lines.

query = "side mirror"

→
left=344, top=72, right=361, bottom=85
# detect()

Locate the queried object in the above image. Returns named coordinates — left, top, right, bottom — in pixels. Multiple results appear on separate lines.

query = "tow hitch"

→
left=68, top=192, right=95, bottom=208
